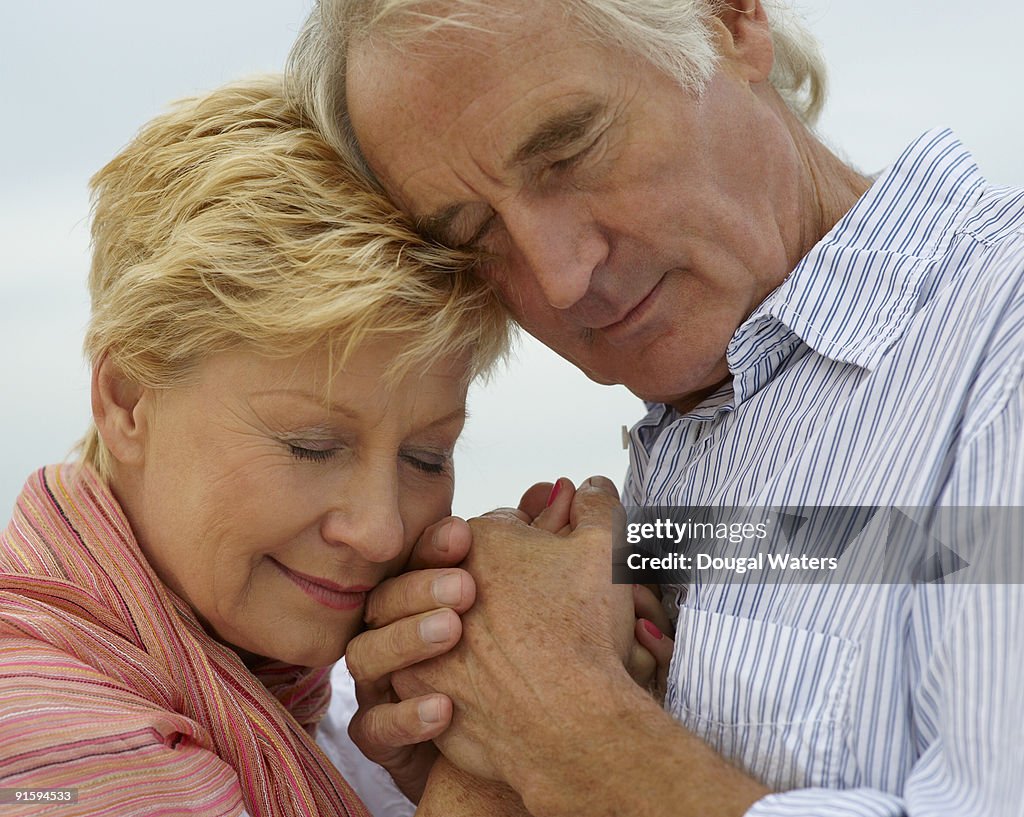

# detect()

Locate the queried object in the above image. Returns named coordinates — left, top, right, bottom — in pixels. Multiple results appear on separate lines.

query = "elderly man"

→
left=289, top=1, right=1024, bottom=815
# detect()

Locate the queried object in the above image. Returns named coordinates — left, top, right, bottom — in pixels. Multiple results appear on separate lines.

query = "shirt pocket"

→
left=667, top=607, right=860, bottom=790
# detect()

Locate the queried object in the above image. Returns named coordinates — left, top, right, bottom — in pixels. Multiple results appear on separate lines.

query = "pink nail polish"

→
left=546, top=480, right=562, bottom=507
left=642, top=619, right=664, bottom=640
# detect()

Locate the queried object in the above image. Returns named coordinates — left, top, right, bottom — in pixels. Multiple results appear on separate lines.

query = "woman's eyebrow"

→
left=249, top=389, right=362, bottom=421
left=421, top=405, right=469, bottom=431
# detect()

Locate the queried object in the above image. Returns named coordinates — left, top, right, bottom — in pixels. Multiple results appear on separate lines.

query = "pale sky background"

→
left=1, top=2, right=1022, bottom=522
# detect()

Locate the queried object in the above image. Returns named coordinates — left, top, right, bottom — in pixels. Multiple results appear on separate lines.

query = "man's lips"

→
left=271, top=559, right=374, bottom=611
left=595, top=274, right=668, bottom=344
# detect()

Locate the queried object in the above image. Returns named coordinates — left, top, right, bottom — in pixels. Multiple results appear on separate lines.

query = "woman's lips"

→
left=272, top=559, right=371, bottom=611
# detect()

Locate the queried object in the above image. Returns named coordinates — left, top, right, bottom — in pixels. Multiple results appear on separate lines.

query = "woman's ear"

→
left=92, top=353, right=148, bottom=466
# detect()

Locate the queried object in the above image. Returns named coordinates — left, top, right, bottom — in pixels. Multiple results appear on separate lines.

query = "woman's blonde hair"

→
left=81, top=74, right=508, bottom=479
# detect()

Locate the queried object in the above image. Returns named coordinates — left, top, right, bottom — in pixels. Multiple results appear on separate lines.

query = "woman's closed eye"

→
left=285, top=439, right=450, bottom=475
left=287, top=442, right=339, bottom=463
left=401, top=448, right=452, bottom=476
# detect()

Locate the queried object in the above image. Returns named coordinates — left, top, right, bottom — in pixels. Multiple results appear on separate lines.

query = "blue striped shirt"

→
left=624, top=129, right=1024, bottom=816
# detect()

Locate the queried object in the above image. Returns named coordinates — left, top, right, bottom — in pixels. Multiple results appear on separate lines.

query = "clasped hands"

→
left=344, top=476, right=674, bottom=803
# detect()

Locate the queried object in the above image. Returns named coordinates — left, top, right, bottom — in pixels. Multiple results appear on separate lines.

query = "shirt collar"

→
left=727, top=127, right=985, bottom=405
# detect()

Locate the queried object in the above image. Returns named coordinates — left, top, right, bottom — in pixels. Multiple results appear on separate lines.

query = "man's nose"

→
left=501, top=195, right=608, bottom=310
left=320, top=464, right=405, bottom=563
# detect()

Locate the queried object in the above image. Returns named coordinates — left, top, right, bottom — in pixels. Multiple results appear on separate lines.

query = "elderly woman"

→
left=0, top=75, right=508, bottom=816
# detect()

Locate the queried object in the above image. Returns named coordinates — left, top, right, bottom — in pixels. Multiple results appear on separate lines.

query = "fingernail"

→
left=581, top=475, right=615, bottom=492
left=641, top=619, right=664, bottom=640
left=419, top=611, right=452, bottom=643
left=432, top=572, right=462, bottom=606
left=433, top=519, right=452, bottom=553
left=545, top=480, right=562, bottom=507
left=418, top=697, right=444, bottom=724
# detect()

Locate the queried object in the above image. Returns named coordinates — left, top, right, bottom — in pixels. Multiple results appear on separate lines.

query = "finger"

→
left=633, top=584, right=672, bottom=634
left=477, top=506, right=532, bottom=524
left=406, top=516, right=473, bottom=571
left=530, top=478, right=577, bottom=533
left=636, top=618, right=675, bottom=694
left=348, top=693, right=453, bottom=755
left=366, top=569, right=476, bottom=628
left=346, top=608, right=462, bottom=685
left=569, top=475, right=622, bottom=532
left=518, top=481, right=554, bottom=521
left=626, top=640, right=657, bottom=688
left=353, top=664, right=397, bottom=709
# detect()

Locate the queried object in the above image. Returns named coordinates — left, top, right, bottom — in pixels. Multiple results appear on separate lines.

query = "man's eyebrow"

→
left=510, top=101, right=603, bottom=167
left=414, top=102, right=603, bottom=246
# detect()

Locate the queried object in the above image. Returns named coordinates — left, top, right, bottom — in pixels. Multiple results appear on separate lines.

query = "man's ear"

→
left=711, top=0, right=774, bottom=84
left=92, top=353, right=148, bottom=466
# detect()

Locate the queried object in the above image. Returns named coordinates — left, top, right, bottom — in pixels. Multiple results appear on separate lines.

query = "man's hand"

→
left=344, top=515, right=475, bottom=803
left=526, top=478, right=675, bottom=698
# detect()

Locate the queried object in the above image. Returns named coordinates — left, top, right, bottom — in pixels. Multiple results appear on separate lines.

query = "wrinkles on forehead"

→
left=345, top=0, right=614, bottom=244
left=355, top=0, right=534, bottom=46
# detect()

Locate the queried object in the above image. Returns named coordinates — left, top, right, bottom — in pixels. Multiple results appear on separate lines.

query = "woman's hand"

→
left=344, top=515, right=476, bottom=803
left=630, top=583, right=674, bottom=700
left=345, top=478, right=675, bottom=801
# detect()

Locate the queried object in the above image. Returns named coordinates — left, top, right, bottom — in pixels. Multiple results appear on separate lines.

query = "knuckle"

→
left=364, top=578, right=398, bottom=628
left=363, top=705, right=411, bottom=746
left=366, top=572, right=445, bottom=627
left=349, top=713, right=397, bottom=759
left=344, top=636, right=376, bottom=684
left=384, top=618, right=414, bottom=660
left=471, top=510, right=515, bottom=528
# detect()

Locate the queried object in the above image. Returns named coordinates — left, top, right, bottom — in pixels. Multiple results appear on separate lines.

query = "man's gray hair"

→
left=287, top=0, right=827, bottom=184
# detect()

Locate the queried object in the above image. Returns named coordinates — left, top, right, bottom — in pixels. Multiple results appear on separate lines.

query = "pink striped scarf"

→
left=0, top=464, right=371, bottom=817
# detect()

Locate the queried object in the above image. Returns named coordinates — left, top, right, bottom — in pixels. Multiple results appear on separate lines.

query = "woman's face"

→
left=119, top=341, right=468, bottom=667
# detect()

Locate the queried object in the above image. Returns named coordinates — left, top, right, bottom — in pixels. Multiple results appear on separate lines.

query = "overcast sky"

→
left=2, top=2, right=1022, bottom=521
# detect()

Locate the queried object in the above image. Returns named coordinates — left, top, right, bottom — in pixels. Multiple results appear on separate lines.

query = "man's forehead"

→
left=346, top=1, right=613, bottom=224
left=367, top=0, right=552, bottom=44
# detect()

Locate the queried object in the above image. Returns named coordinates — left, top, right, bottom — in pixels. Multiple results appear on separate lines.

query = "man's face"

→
left=347, top=1, right=810, bottom=408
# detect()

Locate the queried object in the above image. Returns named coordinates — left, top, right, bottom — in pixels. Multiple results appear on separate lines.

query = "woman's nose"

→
left=319, top=464, right=405, bottom=563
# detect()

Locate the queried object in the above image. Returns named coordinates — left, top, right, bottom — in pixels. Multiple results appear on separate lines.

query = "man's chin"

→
left=621, top=371, right=734, bottom=413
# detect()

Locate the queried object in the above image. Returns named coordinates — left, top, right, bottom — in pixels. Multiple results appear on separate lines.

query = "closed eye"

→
left=548, top=133, right=602, bottom=174
left=462, top=212, right=498, bottom=251
left=288, top=444, right=337, bottom=463
left=402, top=449, right=452, bottom=475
